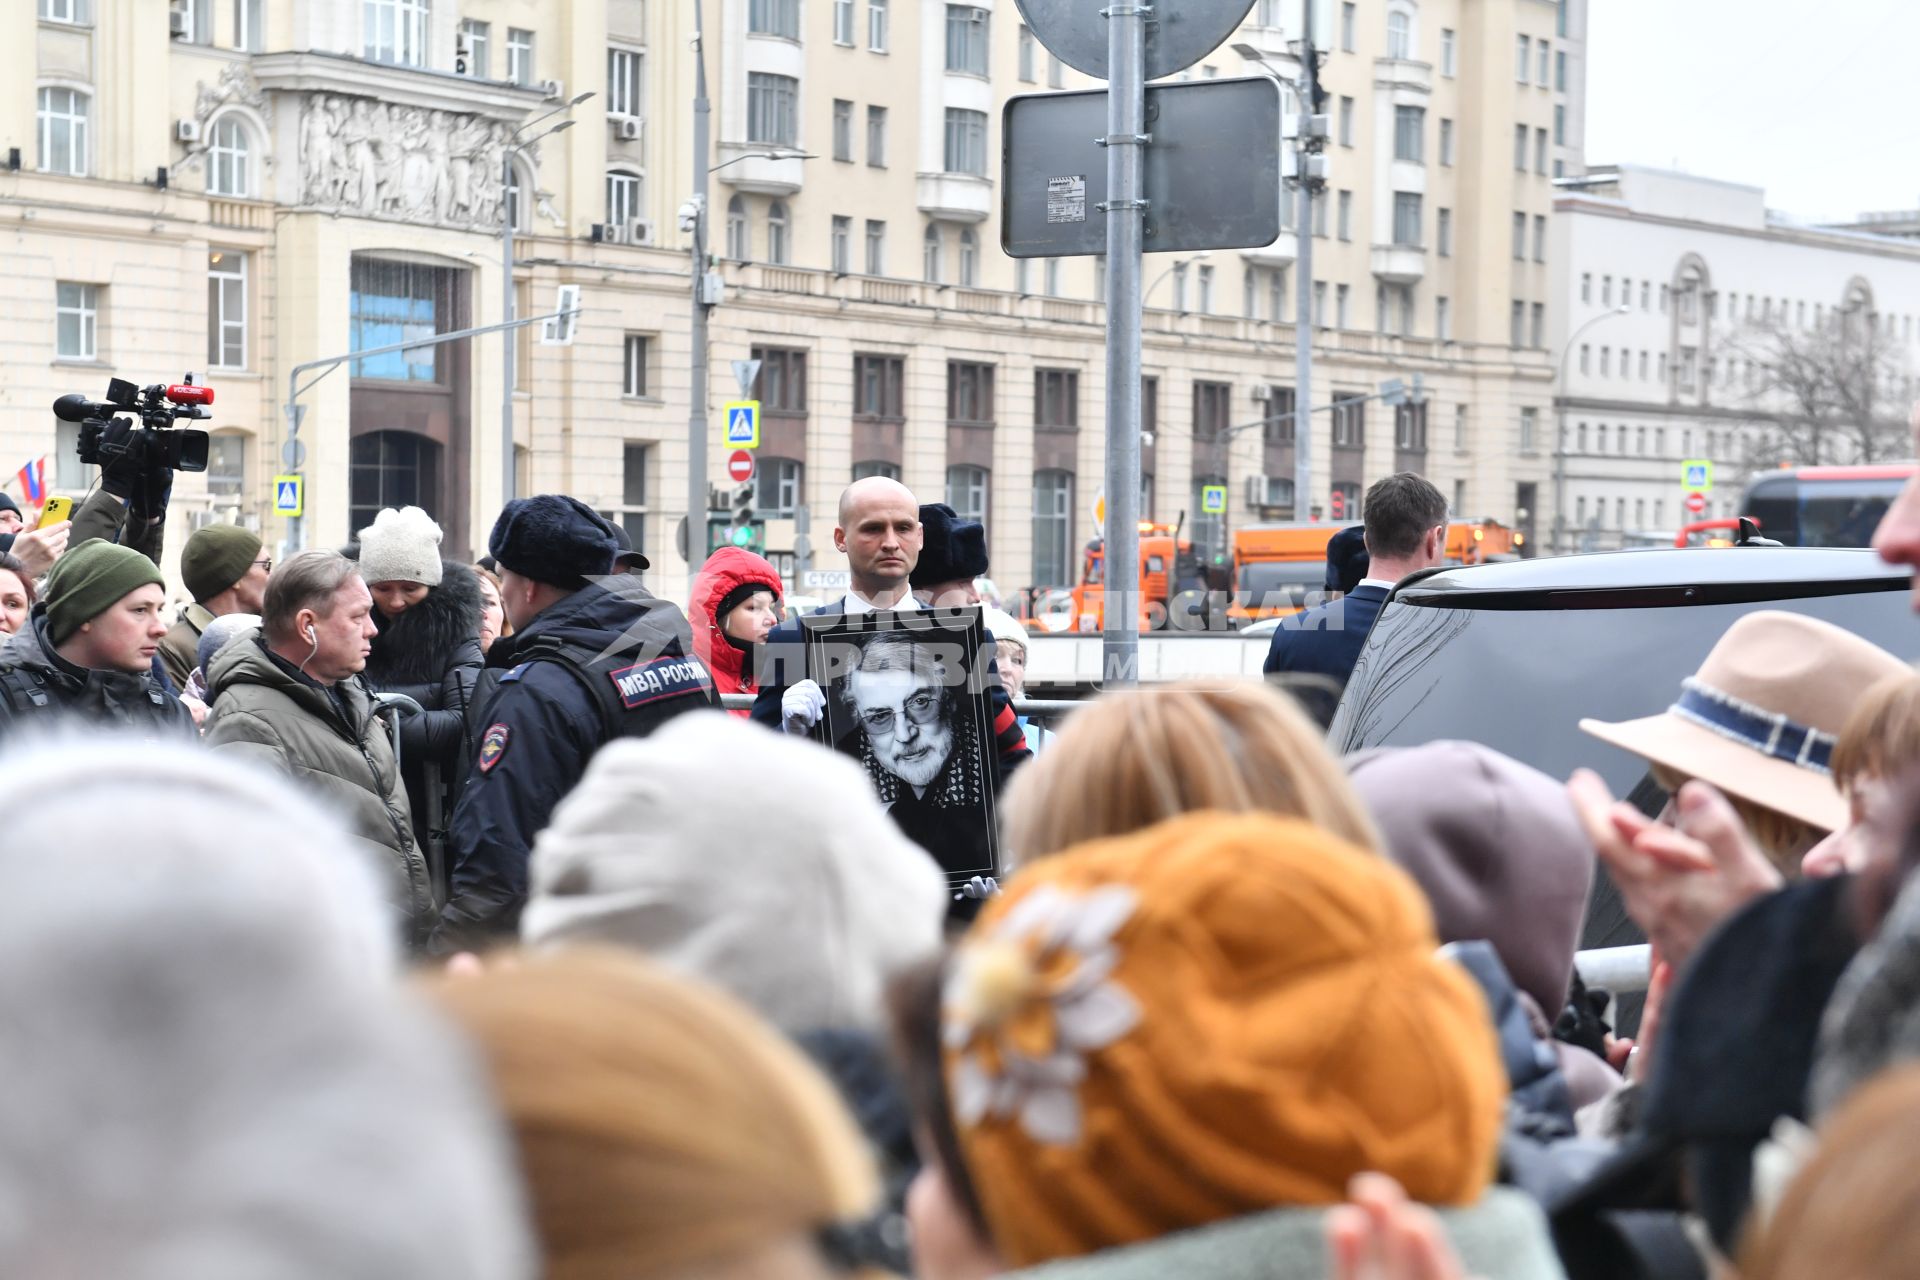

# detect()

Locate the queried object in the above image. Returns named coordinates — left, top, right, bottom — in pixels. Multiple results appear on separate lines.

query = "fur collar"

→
left=363, top=561, right=483, bottom=687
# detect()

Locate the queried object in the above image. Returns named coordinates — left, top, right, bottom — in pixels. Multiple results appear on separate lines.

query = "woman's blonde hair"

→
left=1744, top=1064, right=1920, bottom=1280
left=1002, top=680, right=1382, bottom=866
left=1833, top=669, right=1920, bottom=798
left=426, top=949, right=876, bottom=1280
left=1649, top=762, right=1821, bottom=874
left=472, top=563, right=514, bottom=641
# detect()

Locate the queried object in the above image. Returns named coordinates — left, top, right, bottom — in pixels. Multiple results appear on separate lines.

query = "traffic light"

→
left=708, top=483, right=765, bottom=554
left=1330, top=489, right=1346, bottom=520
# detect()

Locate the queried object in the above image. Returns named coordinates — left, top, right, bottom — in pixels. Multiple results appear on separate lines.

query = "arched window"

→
left=36, top=85, right=90, bottom=175
left=206, top=115, right=252, bottom=197
left=958, top=228, right=978, bottom=287
left=1386, top=9, right=1413, bottom=59
left=923, top=223, right=943, bottom=284
left=504, top=160, right=532, bottom=233
left=606, top=168, right=643, bottom=229
left=726, top=194, right=750, bottom=260
left=767, top=200, right=790, bottom=265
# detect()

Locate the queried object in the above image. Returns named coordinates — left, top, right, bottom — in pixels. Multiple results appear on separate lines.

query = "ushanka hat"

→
left=1580, top=611, right=1908, bottom=832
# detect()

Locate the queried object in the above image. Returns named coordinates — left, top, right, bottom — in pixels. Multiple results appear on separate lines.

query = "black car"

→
left=1329, top=547, right=1914, bottom=955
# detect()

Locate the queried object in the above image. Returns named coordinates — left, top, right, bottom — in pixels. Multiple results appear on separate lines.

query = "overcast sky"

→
left=1585, top=0, right=1915, bottom=221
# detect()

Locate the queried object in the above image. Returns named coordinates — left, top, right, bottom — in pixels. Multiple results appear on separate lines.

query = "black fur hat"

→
left=489, top=495, right=619, bottom=589
left=910, top=502, right=989, bottom=589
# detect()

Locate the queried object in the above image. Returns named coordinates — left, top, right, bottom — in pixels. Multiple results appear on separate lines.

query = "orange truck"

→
left=1445, top=519, right=1519, bottom=564
left=1065, top=521, right=1209, bottom=631
left=1227, top=523, right=1356, bottom=626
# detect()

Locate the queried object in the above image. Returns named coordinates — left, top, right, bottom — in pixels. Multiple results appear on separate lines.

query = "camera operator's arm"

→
left=75, top=435, right=170, bottom=566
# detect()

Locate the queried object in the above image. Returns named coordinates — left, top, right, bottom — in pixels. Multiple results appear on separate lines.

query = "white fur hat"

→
left=358, top=506, right=445, bottom=587
left=520, top=712, right=948, bottom=1033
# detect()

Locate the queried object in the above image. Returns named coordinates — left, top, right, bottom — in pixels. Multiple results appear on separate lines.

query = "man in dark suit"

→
left=1263, top=472, right=1448, bottom=687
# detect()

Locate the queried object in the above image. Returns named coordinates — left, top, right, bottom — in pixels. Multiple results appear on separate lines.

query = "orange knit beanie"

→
left=942, top=812, right=1507, bottom=1269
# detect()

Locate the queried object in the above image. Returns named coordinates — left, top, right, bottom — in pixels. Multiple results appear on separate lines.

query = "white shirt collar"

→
left=841, top=589, right=920, bottom=615
left=1356, top=577, right=1396, bottom=593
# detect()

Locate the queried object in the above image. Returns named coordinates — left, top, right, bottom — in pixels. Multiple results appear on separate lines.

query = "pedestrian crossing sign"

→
left=1681, top=459, right=1713, bottom=493
left=1201, top=483, right=1227, bottom=514
left=723, top=400, right=761, bottom=449
left=272, top=473, right=304, bottom=518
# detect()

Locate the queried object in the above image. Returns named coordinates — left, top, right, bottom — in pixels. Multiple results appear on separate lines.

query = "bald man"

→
left=751, top=477, right=1030, bottom=775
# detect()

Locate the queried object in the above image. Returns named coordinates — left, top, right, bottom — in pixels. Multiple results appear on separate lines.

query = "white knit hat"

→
left=980, top=606, right=1031, bottom=652
left=520, top=712, right=948, bottom=1033
left=357, top=506, right=445, bottom=587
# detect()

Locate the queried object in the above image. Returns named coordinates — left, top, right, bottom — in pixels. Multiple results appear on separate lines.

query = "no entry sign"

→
left=727, top=450, right=755, bottom=484
left=1685, top=491, right=1707, bottom=515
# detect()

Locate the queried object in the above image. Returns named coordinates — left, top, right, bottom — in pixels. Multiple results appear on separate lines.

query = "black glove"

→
left=131, top=466, right=172, bottom=522
left=96, top=421, right=147, bottom=502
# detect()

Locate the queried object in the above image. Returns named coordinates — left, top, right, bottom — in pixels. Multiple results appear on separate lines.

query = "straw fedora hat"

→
left=1580, top=610, right=1909, bottom=832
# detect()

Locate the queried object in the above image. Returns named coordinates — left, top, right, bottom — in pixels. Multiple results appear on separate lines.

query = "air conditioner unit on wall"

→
left=592, top=222, right=631, bottom=245
left=630, top=218, right=655, bottom=245
left=615, top=117, right=642, bottom=142
left=168, top=6, right=188, bottom=37
left=176, top=118, right=201, bottom=143
left=540, top=79, right=564, bottom=101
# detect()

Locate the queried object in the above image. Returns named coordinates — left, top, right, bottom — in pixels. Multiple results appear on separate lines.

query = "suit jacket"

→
left=1261, top=582, right=1390, bottom=686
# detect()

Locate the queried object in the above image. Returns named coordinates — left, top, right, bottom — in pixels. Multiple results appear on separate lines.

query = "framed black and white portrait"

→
left=802, top=607, right=999, bottom=885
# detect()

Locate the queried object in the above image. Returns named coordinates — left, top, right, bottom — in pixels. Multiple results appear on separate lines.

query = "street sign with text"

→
left=1003, top=78, right=1282, bottom=257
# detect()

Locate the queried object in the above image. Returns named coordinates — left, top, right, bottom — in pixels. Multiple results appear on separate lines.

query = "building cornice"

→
left=250, top=51, right=548, bottom=120
left=1554, top=193, right=1920, bottom=266
left=1554, top=394, right=1779, bottom=423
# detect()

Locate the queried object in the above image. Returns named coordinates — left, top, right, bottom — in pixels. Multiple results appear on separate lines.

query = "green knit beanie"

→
left=45, top=542, right=165, bottom=646
left=180, top=523, right=263, bottom=604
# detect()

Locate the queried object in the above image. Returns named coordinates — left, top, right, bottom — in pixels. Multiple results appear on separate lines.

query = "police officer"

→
left=430, top=495, right=716, bottom=951
left=0, top=540, right=196, bottom=735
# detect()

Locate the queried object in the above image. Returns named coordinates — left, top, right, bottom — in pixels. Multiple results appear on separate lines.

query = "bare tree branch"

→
left=1720, top=309, right=1911, bottom=468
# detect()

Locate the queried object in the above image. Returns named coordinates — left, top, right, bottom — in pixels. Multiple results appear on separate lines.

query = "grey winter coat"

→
left=203, top=631, right=431, bottom=945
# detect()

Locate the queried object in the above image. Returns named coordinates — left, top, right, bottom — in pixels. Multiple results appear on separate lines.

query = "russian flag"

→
left=13, top=457, right=47, bottom=511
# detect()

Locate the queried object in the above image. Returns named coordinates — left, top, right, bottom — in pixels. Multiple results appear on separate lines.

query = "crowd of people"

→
left=13, top=419, right=1920, bottom=1280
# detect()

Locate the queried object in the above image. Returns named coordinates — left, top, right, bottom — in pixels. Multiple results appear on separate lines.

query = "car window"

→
left=1236, top=561, right=1327, bottom=609
left=1330, top=587, right=1917, bottom=797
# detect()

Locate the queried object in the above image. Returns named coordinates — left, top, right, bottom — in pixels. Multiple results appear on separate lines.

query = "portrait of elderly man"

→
left=833, top=628, right=995, bottom=880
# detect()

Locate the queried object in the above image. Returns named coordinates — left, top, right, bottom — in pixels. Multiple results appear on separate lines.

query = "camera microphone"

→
left=52, top=394, right=117, bottom=422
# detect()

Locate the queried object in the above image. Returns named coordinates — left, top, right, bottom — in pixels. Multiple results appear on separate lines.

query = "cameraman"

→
left=71, top=431, right=174, bottom=568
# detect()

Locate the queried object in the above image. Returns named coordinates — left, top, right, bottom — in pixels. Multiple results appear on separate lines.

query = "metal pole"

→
left=501, top=151, right=516, bottom=505
left=688, top=0, right=712, bottom=568
left=1293, top=20, right=1318, bottom=523
left=1101, top=1, right=1146, bottom=684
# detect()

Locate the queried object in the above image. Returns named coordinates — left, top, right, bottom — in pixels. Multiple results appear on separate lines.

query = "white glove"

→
left=956, top=876, right=1001, bottom=901
left=781, top=679, right=826, bottom=734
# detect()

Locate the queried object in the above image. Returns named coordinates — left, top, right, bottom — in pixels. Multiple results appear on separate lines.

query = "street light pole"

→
left=1142, top=253, right=1209, bottom=311
left=1551, top=303, right=1631, bottom=553
left=501, top=96, right=590, bottom=509
left=688, top=0, right=713, bottom=571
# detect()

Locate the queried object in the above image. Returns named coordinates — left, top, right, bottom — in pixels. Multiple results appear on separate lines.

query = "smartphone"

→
left=37, top=496, right=72, bottom=529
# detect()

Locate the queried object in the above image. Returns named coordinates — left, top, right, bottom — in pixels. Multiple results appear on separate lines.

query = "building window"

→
left=1387, top=9, right=1412, bottom=58
left=207, top=251, right=246, bottom=369
left=204, top=116, right=252, bottom=197
left=364, top=0, right=429, bottom=66
left=1579, top=345, right=1589, bottom=374
left=1510, top=300, right=1525, bottom=348
left=726, top=195, right=750, bottom=260
left=1337, top=190, right=1353, bottom=241
left=56, top=282, right=98, bottom=361
left=830, top=99, right=854, bottom=161
left=865, top=219, right=886, bottom=275
left=507, top=27, right=535, bottom=85
left=36, top=87, right=90, bottom=176
left=175, top=0, right=212, bottom=44
left=1034, top=368, right=1079, bottom=429
left=751, top=346, right=809, bottom=414
left=1018, top=24, right=1036, bottom=81
left=747, top=73, right=799, bottom=146
left=868, top=0, right=889, bottom=51
left=1197, top=264, right=1214, bottom=312
left=1336, top=283, right=1351, bottom=328
left=853, top=353, right=905, bottom=419
left=1311, top=189, right=1328, bottom=237
left=1032, top=471, right=1074, bottom=587
left=1512, top=212, right=1526, bottom=261
left=1436, top=295, right=1451, bottom=341
left=831, top=215, right=852, bottom=273
left=1538, top=39, right=1551, bottom=86
left=1436, top=207, right=1452, bottom=256
left=1331, top=394, right=1365, bottom=448
left=350, top=432, right=441, bottom=534
left=1048, top=53, right=1064, bottom=88
left=756, top=458, right=803, bottom=518
left=1515, top=34, right=1530, bottom=81
left=1395, top=401, right=1428, bottom=451
left=1312, top=280, right=1327, bottom=326
left=1580, top=273, right=1591, bottom=304
left=1599, top=346, right=1610, bottom=377
left=866, top=105, right=887, bottom=166
left=1535, top=127, right=1549, bottom=174
left=1554, top=103, right=1566, bottom=146
left=1452, top=404, right=1468, bottom=450
left=1393, top=192, right=1422, bottom=247
left=833, top=0, right=854, bottom=44
left=206, top=433, right=246, bottom=510
left=1269, top=267, right=1287, bottom=323
left=1045, top=258, right=1064, bottom=298
left=958, top=228, right=978, bottom=286
left=1340, top=2, right=1356, bottom=51
left=350, top=259, right=457, bottom=382
left=1532, top=214, right=1546, bottom=262
left=852, top=461, right=901, bottom=482
left=1513, top=123, right=1528, bottom=171
left=749, top=0, right=801, bottom=39
left=39, top=0, right=92, bottom=22
left=1530, top=302, right=1545, bottom=348
left=1520, top=407, right=1538, bottom=452
left=767, top=201, right=791, bottom=264
left=1338, top=96, right=1355, bottom=146
left=235, top=0, right=263, bottom=51
left=943, top=108, right=988, bottom=175
left=459, top=18, right=490, bottom=75
left=603, top=443, right=650, bottom=552
left=1440, top=27, right=1457, bottom=75
left=947, top=465, right=988, bottom=522
left=948, top=361, right=995, bottom=424
left=606, top=170, right=642, bottom=229
left=608, top=47, right=644, bottom=117
left=946, top=5, right=990, bottom=74
left=1393, top=105, right=1424, bottom=163
left=623, top=334, right=652, bottom=397
left=1556, top=49, right=1567, bottom=91
left=1438, top=117, right=1454, bottom=166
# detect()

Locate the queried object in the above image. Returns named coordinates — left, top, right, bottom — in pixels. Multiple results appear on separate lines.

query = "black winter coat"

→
left=357, top=561, right=484, bottom=855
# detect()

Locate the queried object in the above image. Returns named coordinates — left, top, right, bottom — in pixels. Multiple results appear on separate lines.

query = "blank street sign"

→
left=1003, top=77, right=1281, bottom=258
left=1012, top=0, right=1258, bottom=81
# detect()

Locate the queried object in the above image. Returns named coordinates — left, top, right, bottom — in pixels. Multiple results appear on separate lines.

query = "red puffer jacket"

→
left=688, top=547, right=785, bottom=715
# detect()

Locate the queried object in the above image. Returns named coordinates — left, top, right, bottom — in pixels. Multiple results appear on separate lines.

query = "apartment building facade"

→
left=3, top=0, right=1581, bottom=602
left=1550, top=164, right=1920, bottom=552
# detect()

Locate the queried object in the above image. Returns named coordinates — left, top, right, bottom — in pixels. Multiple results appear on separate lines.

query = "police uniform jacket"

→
left=0, top=604, right=197, bottom=738
left=430, top=572, right=717, bottom=953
